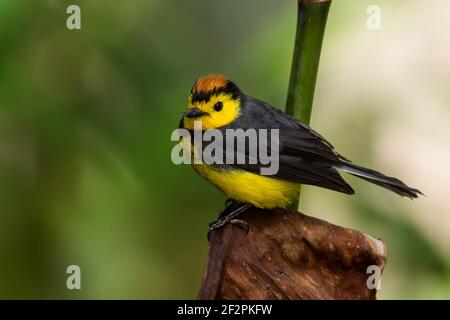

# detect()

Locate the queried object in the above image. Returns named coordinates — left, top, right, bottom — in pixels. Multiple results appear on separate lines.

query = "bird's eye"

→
left=214, top=101, right=223, bottom=112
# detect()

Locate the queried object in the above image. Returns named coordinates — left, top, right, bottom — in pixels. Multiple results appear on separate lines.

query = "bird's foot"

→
left=207, top=202, right=252, bottom=241
left=230, top=219, right=249, bottom=233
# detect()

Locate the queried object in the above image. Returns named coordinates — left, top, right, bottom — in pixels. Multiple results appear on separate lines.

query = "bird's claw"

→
left=207, top=218, right=250, bottom=241
left=230, top=219, right=249, bottom=234
left=207, top=202, right=252, bottom=241
left=207, top=219, right=225, bottom=241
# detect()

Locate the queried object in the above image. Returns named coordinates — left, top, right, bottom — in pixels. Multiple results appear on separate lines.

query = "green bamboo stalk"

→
left=286, top=0, right=331, bottom=209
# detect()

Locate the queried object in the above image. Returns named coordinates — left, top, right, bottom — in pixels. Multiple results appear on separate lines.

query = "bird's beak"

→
left=185, top=108, right=208, bottom=118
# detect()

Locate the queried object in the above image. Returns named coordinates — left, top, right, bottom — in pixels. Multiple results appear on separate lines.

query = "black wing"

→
left=219, top=96, right=355, bottom=194
left=227, top=128, right=355, bottom=195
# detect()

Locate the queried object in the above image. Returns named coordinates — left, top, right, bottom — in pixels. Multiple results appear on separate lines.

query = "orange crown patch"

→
left=192, top=74, right=229, bottom=94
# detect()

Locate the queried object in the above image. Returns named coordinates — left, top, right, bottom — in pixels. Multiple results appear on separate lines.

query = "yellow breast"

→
left=192, top=163, right=300, bottom=209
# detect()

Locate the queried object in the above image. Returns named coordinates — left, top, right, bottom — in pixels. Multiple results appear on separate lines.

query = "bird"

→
left=179, top=74, right=422, bottom=234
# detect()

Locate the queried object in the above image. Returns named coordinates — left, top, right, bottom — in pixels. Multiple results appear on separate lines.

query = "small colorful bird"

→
left=179, top=74, right=421, bottom=234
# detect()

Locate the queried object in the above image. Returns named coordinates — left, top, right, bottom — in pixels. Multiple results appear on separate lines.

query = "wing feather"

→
left=214, top=96, right=355, bottom=194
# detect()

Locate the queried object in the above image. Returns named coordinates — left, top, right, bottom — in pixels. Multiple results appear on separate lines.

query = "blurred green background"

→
left=0, top=0, right=449, bottom=299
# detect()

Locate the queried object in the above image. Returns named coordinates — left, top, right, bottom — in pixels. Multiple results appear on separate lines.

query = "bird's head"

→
left=182, top=74, right=242, bottom=130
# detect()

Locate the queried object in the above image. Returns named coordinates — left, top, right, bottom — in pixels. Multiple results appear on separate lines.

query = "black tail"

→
left=339, top=163, right=422, bottom=199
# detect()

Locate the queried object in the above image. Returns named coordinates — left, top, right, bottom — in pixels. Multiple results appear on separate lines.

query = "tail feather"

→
left=339, top=163, right=422, bottom=199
